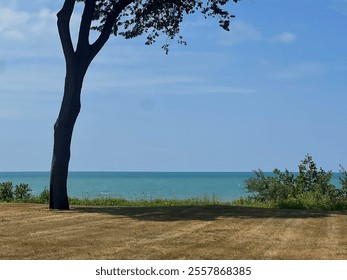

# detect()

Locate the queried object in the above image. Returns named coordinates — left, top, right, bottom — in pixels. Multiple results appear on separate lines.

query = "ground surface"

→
left=1, top=203, right=347, bottom=260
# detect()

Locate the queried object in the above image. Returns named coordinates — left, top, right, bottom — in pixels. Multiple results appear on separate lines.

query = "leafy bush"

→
left=0, top=182, right=49, bottom=204
left=295, top=154, right=335, bottom=198
left=245, top=154, right=347, bottom=210
left=246, top=169, right=296, bottom=203
left=0, top=182, right=14, bottom=202
left=14, top=183, right=32, bottom=201
left=338, top=165, right=347, bottom=198
left=38, top=187, right=50, bottom=204
left=277, top=192, right=334, bottom=210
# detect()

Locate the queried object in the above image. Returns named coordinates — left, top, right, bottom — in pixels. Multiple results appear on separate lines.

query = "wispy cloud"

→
left=272, top=61, right=326, bottom=81
left=218, top=21, right=261, bottom=46
left=90, top=75, right=201, bottom=91
left=82, top=68, right=256, bottom=96
left=0, top=7, right=56, bottom=41
left=218, top=21, right=297, bottom=47
left=328, top=0, right=347, bottom=15
left=271, top=32, right=296, bottom=43
left=0, top=8, right=30, bottom=41
left=175, top=85, right=256, bottom=95
left=0, top=6, right=63, bottom=64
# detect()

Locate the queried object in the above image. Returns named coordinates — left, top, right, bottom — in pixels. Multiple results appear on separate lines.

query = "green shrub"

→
left=277, top=192, right=334, bottom=210
left=245, top=169, right=296, bottom=203
left=14, top=183, right=32, bottom=201
left=339, top=165, right=347, bottom=198
left=245, top=170, right=279, bottom=202
left=245, top=154, right=347, bottom=210
left=0, top=182, right=14, bottom=202
left=38, top=187, right=50, bottom=204
left=295, top=154, right=335, bottom=196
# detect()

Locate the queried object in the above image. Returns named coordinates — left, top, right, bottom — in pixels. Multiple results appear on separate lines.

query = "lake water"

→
left=0, top=172, right=342, bottom=202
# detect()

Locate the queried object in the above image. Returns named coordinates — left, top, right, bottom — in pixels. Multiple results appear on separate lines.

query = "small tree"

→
left=273, top=168, right=296, bottom=199
left=0, top=182, right=14, bottom=202
left=50, top=0, right=240, bottom=209
left=295, top=154, right=334, bottom=196
left=295, top=154, right=318, bottom=193
left=14, top=183, right=32, bottom=201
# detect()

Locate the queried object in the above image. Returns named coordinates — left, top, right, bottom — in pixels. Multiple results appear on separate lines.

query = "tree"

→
left=50, top=0, right=240, bottom=210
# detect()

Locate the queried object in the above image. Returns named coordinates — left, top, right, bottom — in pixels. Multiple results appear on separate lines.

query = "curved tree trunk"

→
left=49, top=0, right=127, bottom=210
left=49, top=63, right=85, bottom=210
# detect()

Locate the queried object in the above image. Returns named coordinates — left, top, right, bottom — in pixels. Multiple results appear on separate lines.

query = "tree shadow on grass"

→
left=71, top=205, right=347, bottom=222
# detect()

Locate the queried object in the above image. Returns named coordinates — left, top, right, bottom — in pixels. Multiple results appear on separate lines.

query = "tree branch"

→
left=76, top=0, right=96, bottom=53
left=90, top=0, right=134, bottom=59
left=57, top=0, right=76, bottom=65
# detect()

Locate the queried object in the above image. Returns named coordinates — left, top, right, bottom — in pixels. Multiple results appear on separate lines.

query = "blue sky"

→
left=1, top=0, right=347, bottom=172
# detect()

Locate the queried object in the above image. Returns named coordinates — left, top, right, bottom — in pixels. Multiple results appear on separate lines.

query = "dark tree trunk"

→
left=49, top=0, right=127, bottom=209
left=49, top=62, right=85, bottom=210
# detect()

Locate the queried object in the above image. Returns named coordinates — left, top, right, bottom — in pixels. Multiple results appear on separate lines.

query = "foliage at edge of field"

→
left=235, top=154, right=347, bottom=210
left=1, top=154, right=347, bottom=210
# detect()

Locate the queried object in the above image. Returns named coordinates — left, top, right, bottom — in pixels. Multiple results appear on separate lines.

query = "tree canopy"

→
left=75, top=0, right=239, bottom=53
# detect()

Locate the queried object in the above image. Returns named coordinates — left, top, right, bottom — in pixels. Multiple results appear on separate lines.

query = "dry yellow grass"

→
left=1, top=203, right=347, bottom=260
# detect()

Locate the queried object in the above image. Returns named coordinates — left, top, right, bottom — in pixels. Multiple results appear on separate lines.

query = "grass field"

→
left=0, top=203, right=346, bottom=260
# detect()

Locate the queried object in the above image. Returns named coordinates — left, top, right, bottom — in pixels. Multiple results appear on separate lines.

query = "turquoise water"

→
left=0, top=172, right=343, bottom=202
left=0, top=172, right=250, bottom=201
